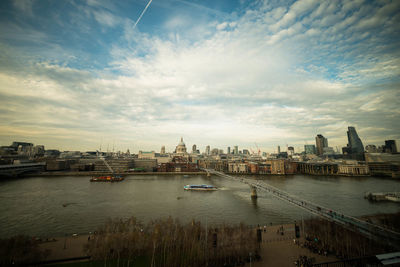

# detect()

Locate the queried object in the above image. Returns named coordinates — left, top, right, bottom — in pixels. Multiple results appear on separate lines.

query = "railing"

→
left=203, top=168, right=400, bottom=249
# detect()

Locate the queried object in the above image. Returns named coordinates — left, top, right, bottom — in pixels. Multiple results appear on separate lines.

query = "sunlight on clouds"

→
left=0, top=0, right=399, bottom=151
left=0, top=73, right=73, bottom=101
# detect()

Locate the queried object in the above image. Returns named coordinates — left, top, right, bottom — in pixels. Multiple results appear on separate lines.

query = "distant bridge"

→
left=203, top=168, right=400, bottom=249
left=0, top=162, right=45, bottom=177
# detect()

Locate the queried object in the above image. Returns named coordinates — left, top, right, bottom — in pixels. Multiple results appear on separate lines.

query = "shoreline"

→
left=23, top=171, right=376, bottom=178
left=26, top=171, right=207, bottom=176
left=226, top=172, right=372, bottom=178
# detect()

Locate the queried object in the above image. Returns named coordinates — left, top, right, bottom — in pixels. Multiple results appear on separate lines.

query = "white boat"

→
left=184, top=184, right=217, bottom=191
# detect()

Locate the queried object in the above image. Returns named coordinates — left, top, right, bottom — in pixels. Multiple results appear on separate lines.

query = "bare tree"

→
left=85, top=216, right=258, bottom=266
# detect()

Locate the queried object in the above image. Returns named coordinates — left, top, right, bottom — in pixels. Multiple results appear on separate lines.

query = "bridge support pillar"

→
left=251, top=186, right=257, bottom=199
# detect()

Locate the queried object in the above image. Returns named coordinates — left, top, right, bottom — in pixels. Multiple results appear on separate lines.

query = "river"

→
left=0, top=174, right=399, bottom=238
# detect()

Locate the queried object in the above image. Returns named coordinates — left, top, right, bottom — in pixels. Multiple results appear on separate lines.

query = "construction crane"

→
left=254, top=142, right=261, bottom=156
left=102, top=158, right=115, bottom=175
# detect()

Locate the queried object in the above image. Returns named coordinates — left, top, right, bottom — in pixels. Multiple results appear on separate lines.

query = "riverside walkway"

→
left=204, top=168, right=400, bottom=249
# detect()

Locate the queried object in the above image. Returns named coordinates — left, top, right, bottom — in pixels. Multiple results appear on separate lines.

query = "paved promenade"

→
left=39, top=235, right=89, bottom=261
left=247, top=224, right=337, bottom=267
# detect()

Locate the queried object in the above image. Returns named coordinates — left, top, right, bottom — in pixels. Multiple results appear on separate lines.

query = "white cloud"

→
left=0, top=72, right=74, bottom=102
left=216, top=22, right=228, bottom=31
left=1, top=0, right=399, bottom=151
left=92, top=10, right=120, bottom=27
left=269, top=0, right=319, bottom=32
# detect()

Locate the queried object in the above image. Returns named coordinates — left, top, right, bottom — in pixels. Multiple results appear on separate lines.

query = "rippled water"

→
left=0, top=174, right=399, bottom=237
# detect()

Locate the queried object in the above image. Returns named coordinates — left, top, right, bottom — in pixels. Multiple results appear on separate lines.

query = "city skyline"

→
left=1, top=133, right=398, bottom=155
left=1, top=0, right=399, bottom=152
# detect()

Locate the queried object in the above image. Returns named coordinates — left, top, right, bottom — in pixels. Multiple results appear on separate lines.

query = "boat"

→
left=90, top=175, right=124, bottom=182
left=364, top=192, right=400, bottom=202
left=184, top=184, right=217, bottom=191
left=385, top=193, right=400, bottom=202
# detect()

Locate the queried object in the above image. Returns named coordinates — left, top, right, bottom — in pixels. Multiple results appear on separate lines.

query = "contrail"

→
left=133, top=0, right=153, bottom=29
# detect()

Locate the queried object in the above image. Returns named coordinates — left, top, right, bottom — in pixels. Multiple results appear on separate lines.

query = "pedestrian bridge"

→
left=0, top=162, right=45, bottom=177
left=203, top=168, right=400, bottom=249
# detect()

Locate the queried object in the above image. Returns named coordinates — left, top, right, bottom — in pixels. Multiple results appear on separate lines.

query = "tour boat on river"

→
left=90, top=175, right=124, bottom=182
left=184, top=184, right=217, bottom=191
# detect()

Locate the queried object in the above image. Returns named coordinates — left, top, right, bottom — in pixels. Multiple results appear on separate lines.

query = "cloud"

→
left=92, top=10, right=120, bottom=27
left=0, top=0, right=399, bottom=152
left=13, top=0, right=34, bottom=17
left=269, top=0, right=319, bottom=32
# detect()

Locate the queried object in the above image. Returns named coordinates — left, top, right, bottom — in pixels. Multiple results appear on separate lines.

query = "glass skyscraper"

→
left=304, top=144, right=316, bottom=154
left=347, top=126, right=364, bottom=154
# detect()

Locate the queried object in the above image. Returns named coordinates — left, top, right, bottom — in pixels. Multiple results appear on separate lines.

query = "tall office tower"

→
left=161, top=146, right=165, bottom=154
left=192, top=144, right=197, bottom=153
left=227, top=147, right=231, bottom=155
left=385, top=140, right=397, bottom=153
left=277, top=146, right=280, bottom=153
left=342, top=126, right=364, bottom=160
left=234, top=146, right=239, bottom=155
left=315, top=134, right=328, bottom=156
left=347, top=127, right=364, bottom=154
left=304, top=144, right=316, bottom=154
left=205, top=145, right=210, bottom=155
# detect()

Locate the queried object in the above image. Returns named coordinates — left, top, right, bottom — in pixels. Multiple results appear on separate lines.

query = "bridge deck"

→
left=205, top=169, right=400, bottom=249
left=0, top=162, right=45, bottom=177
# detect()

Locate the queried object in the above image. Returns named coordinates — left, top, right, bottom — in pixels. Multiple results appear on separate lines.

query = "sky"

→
left=0, top=0, right=399, bottom=153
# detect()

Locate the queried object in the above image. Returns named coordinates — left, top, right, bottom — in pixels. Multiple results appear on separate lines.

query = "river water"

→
left=0, top=174, right=399, bottom=238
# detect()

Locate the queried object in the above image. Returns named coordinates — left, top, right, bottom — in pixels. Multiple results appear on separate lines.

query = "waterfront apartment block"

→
left=93, top=159, right=135, bottom=172
left=338, top=161, right=369, bottom=176
left=228, top=162, right=248, bottom=173
left=365, top=153, right=400, bottom=178
left=133, top=159, right=157, bottom=172
left=298, top=162, right=338, bottom=175
left=157, top=156, right=198, bottom=172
